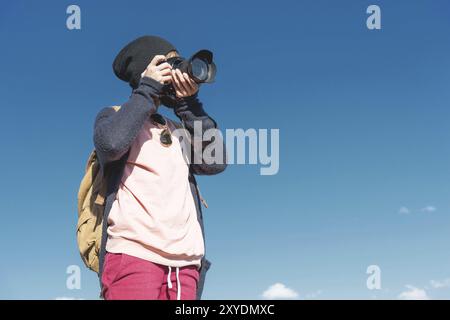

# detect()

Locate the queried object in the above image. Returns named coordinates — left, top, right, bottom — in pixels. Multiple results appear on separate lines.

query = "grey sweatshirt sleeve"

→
left=93, top=76, right=163, bottom=168
left=173, top=93, right=227, bottom=175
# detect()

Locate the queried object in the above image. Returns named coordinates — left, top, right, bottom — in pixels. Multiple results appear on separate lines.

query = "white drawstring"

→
left=167, top=266, right=172, bottom=289
left=176, top=267, right=181, bottom=300
left=167, top=266, right=181, bottom=300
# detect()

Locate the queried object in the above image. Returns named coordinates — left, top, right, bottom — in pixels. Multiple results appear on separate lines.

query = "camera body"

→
left=159, top=50, right=216, bottom=107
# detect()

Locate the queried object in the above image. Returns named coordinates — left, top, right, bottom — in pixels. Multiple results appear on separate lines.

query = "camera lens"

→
left=190, top=57, right=209, bottom=82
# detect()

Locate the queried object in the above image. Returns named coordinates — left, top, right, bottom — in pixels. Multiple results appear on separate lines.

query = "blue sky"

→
left=1, top=0, right=450, bottom=299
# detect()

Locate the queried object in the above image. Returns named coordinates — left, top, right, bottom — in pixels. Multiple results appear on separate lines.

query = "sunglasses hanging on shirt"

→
left=150, top=113, right=172, bottom=147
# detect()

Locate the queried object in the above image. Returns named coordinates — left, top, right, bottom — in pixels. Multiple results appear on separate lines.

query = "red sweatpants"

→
left=101, top=252, right=200, bottom=300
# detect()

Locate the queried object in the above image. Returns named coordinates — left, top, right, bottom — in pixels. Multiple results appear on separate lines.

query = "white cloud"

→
left=430, top=278, right=450, bottom=289
left=398, top=205, right=438, bottom=215
left=398, top=285, right=429, bottom=300
left=261, top=283, right=299, bottom=300
left=421, top=206, right=436, bottom=213
left=398, top=207, right=410, bottom=215
left=305, top=290, right=322, bottom=299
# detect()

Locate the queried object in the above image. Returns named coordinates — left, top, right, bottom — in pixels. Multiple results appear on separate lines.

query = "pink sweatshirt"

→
left=105, top=110, right=205, bottom=268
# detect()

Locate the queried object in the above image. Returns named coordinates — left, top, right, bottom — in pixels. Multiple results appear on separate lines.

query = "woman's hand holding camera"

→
left=171, top=68, right=199, bottom=98
left=141, top=54, right=199, bottom=100
left=141, top=55, right=173, bottom=85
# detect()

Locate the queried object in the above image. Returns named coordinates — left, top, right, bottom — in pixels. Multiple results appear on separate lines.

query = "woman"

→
left=93, top=35, right=226, bottom=300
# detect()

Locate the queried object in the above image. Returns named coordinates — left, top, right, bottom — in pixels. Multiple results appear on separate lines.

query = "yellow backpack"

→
left=76, top=106, right=121, bottom=273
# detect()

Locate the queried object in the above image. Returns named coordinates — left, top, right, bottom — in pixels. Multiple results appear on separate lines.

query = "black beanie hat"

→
left=113, top=35, right=177, bottom=89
